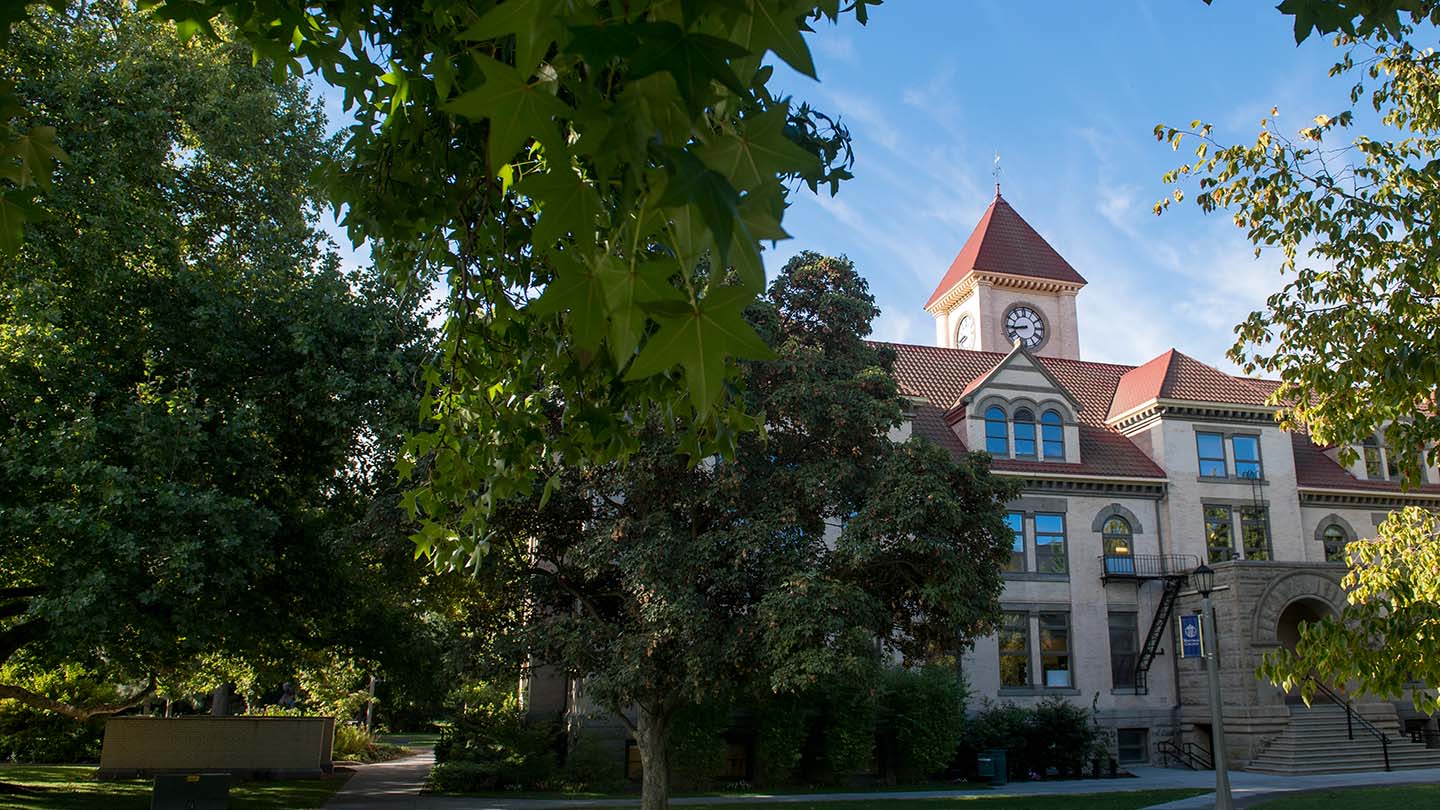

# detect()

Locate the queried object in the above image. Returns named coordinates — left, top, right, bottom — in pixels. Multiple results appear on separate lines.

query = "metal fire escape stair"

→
left=1100, top=553, right=1199, bottom=696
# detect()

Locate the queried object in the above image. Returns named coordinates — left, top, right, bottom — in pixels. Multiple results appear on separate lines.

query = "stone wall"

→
left=98, top=716, right=334, bottom=778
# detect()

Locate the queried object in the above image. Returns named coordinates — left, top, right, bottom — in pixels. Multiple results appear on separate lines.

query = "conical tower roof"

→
left=925, top=192, right=1086, bottom=310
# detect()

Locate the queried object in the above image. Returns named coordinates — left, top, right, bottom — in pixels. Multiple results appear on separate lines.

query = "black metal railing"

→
left=1100, top=553, right=1200, bottom=579
left=1409, top=728, right=1440, bottom=748
left=1305, top=676, right=1390, bottom=771
left=1156, top=739, right=1212, bottom=770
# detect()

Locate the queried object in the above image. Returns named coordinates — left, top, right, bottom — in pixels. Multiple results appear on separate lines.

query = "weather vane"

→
left=993, top=150, right=1002, bottom=196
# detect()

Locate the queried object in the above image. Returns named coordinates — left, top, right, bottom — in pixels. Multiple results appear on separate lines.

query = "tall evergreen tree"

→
left=478, top=253, right=1015, bottom=810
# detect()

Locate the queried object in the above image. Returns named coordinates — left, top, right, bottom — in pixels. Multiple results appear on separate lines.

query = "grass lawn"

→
left=0, top=764, right=349, bottom=810
left=378, top=731, right=439, bottom=747
left=1255, top=783, right=1440, bottom=808
left=668, top=790, right=1208, bottom=809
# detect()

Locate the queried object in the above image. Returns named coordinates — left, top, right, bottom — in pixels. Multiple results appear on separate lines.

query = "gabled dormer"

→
left=955, top=342, right=1083, bottom=464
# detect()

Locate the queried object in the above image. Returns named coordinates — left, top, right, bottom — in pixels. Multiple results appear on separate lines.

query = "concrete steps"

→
left=1247, top=704, right=1440, bottom=775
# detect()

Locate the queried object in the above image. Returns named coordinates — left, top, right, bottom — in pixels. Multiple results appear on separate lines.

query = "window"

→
left=1239, top=506, right=1271, bottom=560
left=1034, top=513, right=1067, bottom=573
left=1322, top=524, right=1349, bottom=563
left=1231, top=435, right=1262, bottom=479
left=1197, top=432, right=1227, bottom=477
left=1102, top=516, right=1134, bottom=575
left=1041, top=410, right=1064, bottom=459
left=1117, top=729, right=1149, bottom=764
left=1386, top=446, right=1402, bottom=481
left=985, top=407, right=1009, bottom=456
left=1013, top=408, right=1037, bottom=459
left=999, top=612, right=1030, bottom=687
left=1004, top=511, right=1025, bottom=572
left=1039, top=612, right=1072, bottom=688
left=1363, top=437, right=1384, bottom=479
left=1204, top=505, right=1235, bottom=562
left=1109, top=612, right=1139, bottom=689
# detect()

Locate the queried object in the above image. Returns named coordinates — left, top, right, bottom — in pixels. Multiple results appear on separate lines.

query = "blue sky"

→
left=315, top=1, right=1350, bottom=372
left=762, top=0, right=1347, bottom=370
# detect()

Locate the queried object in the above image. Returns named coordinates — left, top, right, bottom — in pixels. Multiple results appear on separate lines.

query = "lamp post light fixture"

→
left=1191, top=563, right=1234, bottom=810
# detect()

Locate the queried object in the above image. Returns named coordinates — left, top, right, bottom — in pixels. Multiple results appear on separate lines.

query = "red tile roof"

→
left=883, top=341, right=1437, bottom=495
left=1107, top=349, right=1272, bottom=421
left=1289, top=433, right=1440, bottom=494
left=882, top=342, right=1162, bottom=479
left=923, top=194, right=1087, bottom=309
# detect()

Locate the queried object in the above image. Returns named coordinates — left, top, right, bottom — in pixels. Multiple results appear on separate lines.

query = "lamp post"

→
left=1191, top=563, right=1233, bottom=810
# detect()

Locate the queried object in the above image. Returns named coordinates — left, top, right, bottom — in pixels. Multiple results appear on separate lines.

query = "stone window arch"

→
left=1091, top=504, right=1145, bottom=535
left=1314, top=514, right=1356, bottom=563
left=984, top=406, right=1009, bottom=456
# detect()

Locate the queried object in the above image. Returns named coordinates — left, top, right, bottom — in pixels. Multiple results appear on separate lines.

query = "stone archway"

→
left=1276, top=597, right=1333, bottom=651
left=1250, top=571, right=1345, bottom=648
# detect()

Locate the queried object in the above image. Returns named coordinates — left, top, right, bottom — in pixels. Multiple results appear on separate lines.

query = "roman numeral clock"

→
left=1005, top=305, right=1046, bottom=349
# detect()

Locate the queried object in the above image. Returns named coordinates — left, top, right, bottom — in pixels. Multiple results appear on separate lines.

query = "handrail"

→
left=1099, top=553, right=1201, bottom=579
left=1156, top=738, right=1212, bottom=770
left=1304, top=676, right=1390, bottom=772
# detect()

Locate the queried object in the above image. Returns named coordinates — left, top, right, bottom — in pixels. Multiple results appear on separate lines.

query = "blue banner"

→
left=1179, top=614, right=1204, bottom=658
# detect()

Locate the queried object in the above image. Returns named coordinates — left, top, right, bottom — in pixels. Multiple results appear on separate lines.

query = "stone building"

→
left=892, top=189, right=1440, bottom=771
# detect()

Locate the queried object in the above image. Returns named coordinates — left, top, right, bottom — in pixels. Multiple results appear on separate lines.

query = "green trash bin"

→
left=151, top=773, right=231, bottom=810
left=976, top=748, right=1007, bottom=786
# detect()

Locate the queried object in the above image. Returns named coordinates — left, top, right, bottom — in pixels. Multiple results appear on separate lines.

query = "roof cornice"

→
left=923, top=271, right=1084, bottom=315
left=1108, top=398, right=1279, bottom=432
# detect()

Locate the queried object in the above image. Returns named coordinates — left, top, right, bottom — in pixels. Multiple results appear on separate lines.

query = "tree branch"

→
left=0, top=587, right=44, bottom=602
left=0, top=674, right=156, bottom=721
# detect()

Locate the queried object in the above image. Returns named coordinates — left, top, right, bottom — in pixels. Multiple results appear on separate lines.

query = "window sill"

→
left=1002, top=572, right=1070, bottom=582
left=999, top=686, right=1081, bottom=696
left=1196, top=475, right=1267, bottom=485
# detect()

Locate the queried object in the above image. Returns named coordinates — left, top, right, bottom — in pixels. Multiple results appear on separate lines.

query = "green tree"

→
left=0, top=2, right=436, bottom=719
left=1259, top=507, right=1440, bottom=712
left=1161, top=0, right=1440, bottom=486
left=483, top=253, right=1015, bottom=809
left=4, top=0, right=875, bottom=568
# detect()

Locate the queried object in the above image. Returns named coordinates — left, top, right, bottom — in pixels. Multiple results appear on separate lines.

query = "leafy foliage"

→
left=960, top=698, right=1096, bottom=781
left=486, top=253, right=1013, bottom=806
left=0, top=2, right=448, bottom=719
left=0, top=664, right=113, bottom=763
left=432, top=684, right=559, bottom=791
left=1260, top=507, right=1440, bottom=712
left=874, top=664, right=967, bottom=783
left=1161, top=0, right=1440, bottom=485
left=0, top=0, right=884, bottom=571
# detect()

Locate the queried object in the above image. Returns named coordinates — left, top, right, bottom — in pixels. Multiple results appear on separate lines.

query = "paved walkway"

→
left=324, top=755, right=1440, bottom=810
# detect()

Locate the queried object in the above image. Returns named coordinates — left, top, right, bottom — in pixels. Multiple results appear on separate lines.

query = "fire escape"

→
left=1101, top=553, right=1199, bottom=694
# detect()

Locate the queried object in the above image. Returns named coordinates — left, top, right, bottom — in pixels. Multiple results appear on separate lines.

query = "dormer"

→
left=955, top=343, right=1083, bottom=464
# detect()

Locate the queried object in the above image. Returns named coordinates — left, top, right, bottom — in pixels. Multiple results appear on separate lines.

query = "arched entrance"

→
left=1276, top=597, right=1333, bottom=651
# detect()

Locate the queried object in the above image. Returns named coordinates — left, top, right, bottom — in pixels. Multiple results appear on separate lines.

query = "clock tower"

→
left=925, top=191, right=1086, bottom=360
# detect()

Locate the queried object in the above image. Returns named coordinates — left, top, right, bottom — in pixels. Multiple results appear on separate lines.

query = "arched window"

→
left=1013, top=408, right=1036, bottom=459
left=1102, top=516, right=1134, bottom=574
left=1041, top=409, right=1064, bottom=459
left=1322, top=524, right=1349, bottom=563
left=985, top=407, right=1008, bottom=456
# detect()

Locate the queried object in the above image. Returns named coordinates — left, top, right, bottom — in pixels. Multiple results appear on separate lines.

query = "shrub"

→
left=875, top=664, right=966, bottom=782
left=667, top=698, right=731, bottom=789
left=960, top=698, right=1096, bottom=780
left=752, top=693, right=808, bottom=786
left=561, top=732, right=625, bottom=792
left=333, top=723, right=375, bottom=760
left=432, top=682, right=557, bottom=791
left=1022, top=697, right=1094, bottom=778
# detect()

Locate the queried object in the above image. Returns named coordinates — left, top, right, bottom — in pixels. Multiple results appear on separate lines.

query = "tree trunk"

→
left=635, top=704, right=672, bottom=810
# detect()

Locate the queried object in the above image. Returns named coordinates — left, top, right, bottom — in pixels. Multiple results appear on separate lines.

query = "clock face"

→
left=955, top=315, right=974, bottom=349
left=1005, top=306, right=1046, bottom=349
